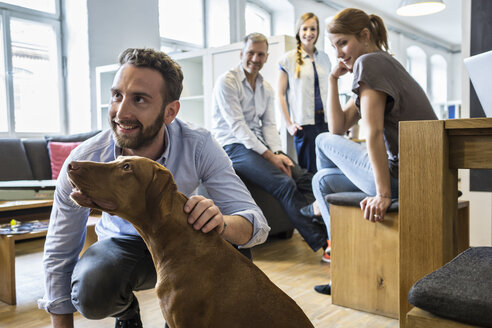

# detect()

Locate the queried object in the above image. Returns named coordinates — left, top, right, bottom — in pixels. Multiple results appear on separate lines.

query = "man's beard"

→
left=111, top=108, right=165, bottom=150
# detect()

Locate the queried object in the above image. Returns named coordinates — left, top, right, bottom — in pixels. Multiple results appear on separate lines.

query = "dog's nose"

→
left=68, top=161, right=79, bottom=171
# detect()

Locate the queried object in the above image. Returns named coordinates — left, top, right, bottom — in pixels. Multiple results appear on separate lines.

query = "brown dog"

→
left=67, top=156, right=314, bottom=328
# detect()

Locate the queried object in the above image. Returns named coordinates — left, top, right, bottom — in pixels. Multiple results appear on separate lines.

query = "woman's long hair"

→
left=295, top=12, right=320, bottom=78
left=327, top=8, right=389, bottom=52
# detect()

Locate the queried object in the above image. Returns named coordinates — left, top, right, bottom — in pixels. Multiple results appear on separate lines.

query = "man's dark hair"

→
left=118, top=48, right=184, bottom=105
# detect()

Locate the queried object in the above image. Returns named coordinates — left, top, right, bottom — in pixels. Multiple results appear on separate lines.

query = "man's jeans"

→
left=71, top=235, right=253, bottom=321
left=224, top=143, right=327, bottom=251
left=71, top=236, right=156, bottom=320
left=313, top=133, right=399, bottom=239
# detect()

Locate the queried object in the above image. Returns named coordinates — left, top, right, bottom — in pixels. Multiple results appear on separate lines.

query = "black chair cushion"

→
left=324, top=191, right=399, bottom=213
left=408, top=247, right=492, bottom=328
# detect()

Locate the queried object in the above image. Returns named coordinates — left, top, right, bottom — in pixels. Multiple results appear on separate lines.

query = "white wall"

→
left=64, top=0, right=161, bottom=133
left=258, top=0, right=295, bottom=37
left=62, top=0, right=91, bottom=133
left=87, top=0, right=161, bottom=129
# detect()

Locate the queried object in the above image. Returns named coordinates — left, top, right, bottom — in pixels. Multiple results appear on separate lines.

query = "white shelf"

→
left=177, top=99, right=204, bottom=127
left=95, top=64, right=118, bottom=130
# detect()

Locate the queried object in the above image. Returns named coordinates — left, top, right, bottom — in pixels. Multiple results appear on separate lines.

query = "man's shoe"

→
left=312, top=217, right=325, bottom=226
left=314, top=283, right=331, bottom=295
left=115, top=311, right=143, bottom=328
left=300, top=203, right=321, bottom=218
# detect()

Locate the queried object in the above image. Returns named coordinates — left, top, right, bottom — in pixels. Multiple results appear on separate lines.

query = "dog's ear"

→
left=145, top=162, right=178, bottom=207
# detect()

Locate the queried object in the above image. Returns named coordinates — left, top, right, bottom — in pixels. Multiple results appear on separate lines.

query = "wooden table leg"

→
left=0, top=235, right=16, bottom=305
left=399, top=120, right=457, bottom=328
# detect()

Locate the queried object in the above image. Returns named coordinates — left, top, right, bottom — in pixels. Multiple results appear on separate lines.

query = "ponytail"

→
left=295, top=35, right=303, bottom=78
left=328, top=8, right=390, bottom=52
left=368, top=14, right=389, bottom=52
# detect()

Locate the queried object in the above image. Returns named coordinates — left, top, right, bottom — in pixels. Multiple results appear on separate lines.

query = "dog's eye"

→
left=122, top=163, right=131, bottom=170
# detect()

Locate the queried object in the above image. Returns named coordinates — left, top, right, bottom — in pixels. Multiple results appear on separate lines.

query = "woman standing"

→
left=307, top=8, right=437, bottom=295
left=277, top=12, right=331, bottom=173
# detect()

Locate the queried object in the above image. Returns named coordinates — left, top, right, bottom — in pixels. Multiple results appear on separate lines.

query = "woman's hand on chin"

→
left=331, top=60, right=350, bottom=79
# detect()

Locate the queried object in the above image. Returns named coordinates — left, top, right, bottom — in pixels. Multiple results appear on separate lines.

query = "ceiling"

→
left=328, top=0, right=461, bottom=50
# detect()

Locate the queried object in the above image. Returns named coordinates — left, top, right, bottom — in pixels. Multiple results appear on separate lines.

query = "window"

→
left=10, top=18, right=61, bottom=133
left=159, top=0, right=204, bottom=48
left=406, top=46, right=427, bottom=93
left=430, top=54, right=447, bottom=103
left=207, top=0, right=229, bottom=47
left=245, top=2, right=271, bottom=37
left=0, top=1, right=64, bottom=136
left=0, top=0, right=56, bottom=14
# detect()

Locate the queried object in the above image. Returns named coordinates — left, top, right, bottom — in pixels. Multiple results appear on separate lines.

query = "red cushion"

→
left=48, top=141, right=81, bottom=179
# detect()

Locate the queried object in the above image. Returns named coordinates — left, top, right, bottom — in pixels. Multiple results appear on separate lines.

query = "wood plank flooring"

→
left=0, top=232, right=398, bottom=327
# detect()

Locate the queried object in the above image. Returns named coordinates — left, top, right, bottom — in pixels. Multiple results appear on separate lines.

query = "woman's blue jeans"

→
left=313, top=133, right=399, bottom=239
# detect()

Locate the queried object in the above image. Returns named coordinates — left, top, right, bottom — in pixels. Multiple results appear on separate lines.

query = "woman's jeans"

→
left=313, top=133, right=399, bottom=239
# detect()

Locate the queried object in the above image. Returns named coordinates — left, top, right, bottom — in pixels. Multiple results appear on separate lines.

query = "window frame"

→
left=159, top=0, right=274, bottom=52
left=430, top=53, right=447, bottom=103
left=159, top=0, right=206, bottom=52
left=0, top=0, right=65, bottom=137
left=245, top=1, right=272, bottom=37
left=406, top=45, right=428, bottom=94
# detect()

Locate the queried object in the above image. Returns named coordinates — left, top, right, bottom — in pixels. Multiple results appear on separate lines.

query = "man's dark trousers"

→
left=224, top=143, right=327, bottom=251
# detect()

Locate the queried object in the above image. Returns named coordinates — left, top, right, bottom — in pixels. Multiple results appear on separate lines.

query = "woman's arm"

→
left=328, top=63, right=360, bottom=134
left=277, top=70, right=301, bottom=136
left=358, top=82, right=392, bottom=222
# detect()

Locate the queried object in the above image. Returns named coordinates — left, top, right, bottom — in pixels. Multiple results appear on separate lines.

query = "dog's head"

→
left=67, top=156, right=177, bottom=220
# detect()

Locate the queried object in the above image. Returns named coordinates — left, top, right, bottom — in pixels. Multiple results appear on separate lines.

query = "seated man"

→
left=211, top=33, right=327, bottom=252
left=38, top=48, right=269, bottom=328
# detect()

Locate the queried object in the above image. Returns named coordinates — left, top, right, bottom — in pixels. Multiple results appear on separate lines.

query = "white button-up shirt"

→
left=278, top=48, right=331, bottom=125
left=212, top=64, right=282, bottom=155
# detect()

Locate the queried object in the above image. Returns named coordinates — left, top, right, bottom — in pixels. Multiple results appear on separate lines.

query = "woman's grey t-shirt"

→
left=351, top=51, right=437, bottom=178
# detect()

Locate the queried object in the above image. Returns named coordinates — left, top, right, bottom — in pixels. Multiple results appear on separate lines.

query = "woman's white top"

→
left=278, top=48, right=331, bottom=125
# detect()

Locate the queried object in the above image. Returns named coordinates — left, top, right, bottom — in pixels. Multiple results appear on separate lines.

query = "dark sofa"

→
left=0, top=131, right=102, bottom=182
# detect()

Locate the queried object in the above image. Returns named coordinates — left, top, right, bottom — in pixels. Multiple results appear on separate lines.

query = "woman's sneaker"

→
left=321, top=240, right=331, bottom=263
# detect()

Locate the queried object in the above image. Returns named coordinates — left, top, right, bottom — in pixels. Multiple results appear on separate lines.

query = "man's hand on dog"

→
left=185, top=195, right=226, bottom=234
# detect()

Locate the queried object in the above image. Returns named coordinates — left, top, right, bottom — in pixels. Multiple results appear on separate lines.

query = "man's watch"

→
left=273, top=151, right=283, bottom=155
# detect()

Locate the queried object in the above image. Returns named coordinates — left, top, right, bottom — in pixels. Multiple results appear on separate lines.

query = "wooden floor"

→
left=0, top=231, right=398, bottom=328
